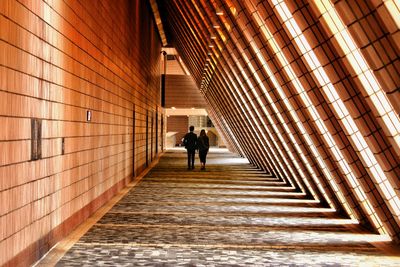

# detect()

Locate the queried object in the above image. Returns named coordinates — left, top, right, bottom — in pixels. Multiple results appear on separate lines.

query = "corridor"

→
left=1, top=0, right=400, bottom=265
left=40, top=150, right=399, bottom=266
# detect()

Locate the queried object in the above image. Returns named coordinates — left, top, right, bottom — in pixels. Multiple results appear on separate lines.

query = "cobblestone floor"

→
left=56, top=150, right=400, bottom=266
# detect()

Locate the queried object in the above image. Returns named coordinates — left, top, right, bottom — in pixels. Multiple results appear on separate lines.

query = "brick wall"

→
left=0, top=0, right=162, bottom=265
left=167, top=115, right=189, bottom=146
left=165, top=75, right=207, bottom=108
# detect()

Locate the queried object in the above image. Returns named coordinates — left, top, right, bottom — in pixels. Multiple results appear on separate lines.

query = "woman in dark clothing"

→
left=197, top=129, right=210, bottom=170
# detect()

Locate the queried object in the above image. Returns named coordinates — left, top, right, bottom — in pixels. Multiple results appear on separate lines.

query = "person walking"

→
left=183, top=126, right=197, bottom=170
left=197, top=129, right=210, bottom=170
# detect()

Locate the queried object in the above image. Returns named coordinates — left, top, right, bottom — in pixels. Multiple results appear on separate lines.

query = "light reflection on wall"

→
left=43, top=0, right=65, bottom=231
left=313, top=0, right=400, bottom=219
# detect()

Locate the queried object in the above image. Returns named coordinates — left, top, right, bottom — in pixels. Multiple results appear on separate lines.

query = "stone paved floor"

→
left=55, top=149, right=400, bottom=266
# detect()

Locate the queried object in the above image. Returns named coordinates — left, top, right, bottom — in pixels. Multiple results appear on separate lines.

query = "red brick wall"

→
left=0, top=0, right=162, bottom=265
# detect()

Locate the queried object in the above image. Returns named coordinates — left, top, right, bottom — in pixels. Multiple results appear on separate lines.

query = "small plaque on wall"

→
left=61, top=137, right=65, bottom=155
left=87, top=110, right=92, bottom=122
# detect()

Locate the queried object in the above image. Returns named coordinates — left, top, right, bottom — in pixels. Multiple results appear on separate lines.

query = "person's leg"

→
left=191, top=150, right=195, bottom=169
left=198, top=151, right=202, bottom=164
left=187, top=150, right=191, bottom=169
left=199, top=151, right=205, bottom=169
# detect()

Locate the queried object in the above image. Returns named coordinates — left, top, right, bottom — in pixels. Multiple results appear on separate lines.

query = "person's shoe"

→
left=192, top=166, right=195, bottom=169
left=201, top=166, right=205, bottom=170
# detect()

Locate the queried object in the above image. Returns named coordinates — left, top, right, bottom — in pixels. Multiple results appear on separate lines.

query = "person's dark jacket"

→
left=183, top=132, right=197, bottom=151
left=197, top=135, right=209, bottom=152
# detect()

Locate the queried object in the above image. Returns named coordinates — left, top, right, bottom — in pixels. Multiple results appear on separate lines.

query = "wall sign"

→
left=87, top=110, right=92, bottom=122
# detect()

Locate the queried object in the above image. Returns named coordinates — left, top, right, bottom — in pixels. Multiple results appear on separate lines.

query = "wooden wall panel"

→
left=0, top=0, right=162, bottom=265
left=167, top=116, right=189, bottom=146
left=166, top=59, right=186, bottom=75
left=165, top=75, right=207, bottom=108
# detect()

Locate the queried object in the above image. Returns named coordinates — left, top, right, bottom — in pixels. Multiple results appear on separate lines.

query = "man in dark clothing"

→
left=183, top=126, right=197, bottom=170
